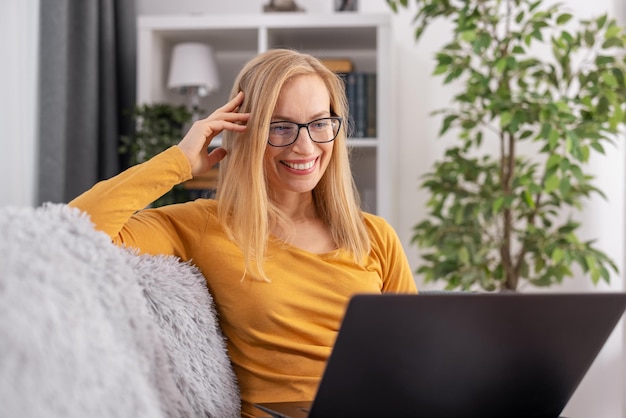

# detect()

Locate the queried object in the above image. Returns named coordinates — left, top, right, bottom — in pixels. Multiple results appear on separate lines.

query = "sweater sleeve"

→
left=68, top=146, right=194, bottom=253
left=364, top=213, right=418, bottom=294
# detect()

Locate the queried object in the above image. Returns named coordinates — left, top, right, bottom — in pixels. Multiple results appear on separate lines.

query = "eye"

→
left=270, top=123, right=295, bottom=136
left=310, top=119, right=331, bottom=130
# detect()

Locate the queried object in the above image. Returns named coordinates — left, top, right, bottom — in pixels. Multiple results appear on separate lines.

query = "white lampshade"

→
left=167, top=42, right=220, bottom=96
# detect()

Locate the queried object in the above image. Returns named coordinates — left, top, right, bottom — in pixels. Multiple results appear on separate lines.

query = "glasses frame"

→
left=267, top=117, right=343, bottom=147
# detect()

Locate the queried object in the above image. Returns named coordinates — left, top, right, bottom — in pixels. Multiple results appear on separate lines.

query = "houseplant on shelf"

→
left=120, top=103, right=193, bottom=207
left=387, top=0, right=626, bottom=291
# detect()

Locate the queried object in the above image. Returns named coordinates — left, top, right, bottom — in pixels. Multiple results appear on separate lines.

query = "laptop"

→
left=255, top=292, right=626, bottom=418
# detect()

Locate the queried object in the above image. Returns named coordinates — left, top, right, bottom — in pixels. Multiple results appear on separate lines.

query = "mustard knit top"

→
left=70, top=146, right=417, bottom=417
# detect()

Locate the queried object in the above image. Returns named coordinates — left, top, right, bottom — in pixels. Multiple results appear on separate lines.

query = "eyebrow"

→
left=270, top=111, right=331, bottom=122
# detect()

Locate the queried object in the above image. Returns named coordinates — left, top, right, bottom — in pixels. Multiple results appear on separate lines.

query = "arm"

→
left=69, top=92, right=249, bottom=253
left=364, top=214, right=418, bottom=294
left=69, top=146, right=192, bottom=238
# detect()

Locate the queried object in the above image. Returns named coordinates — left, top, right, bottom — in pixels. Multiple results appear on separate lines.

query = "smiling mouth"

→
left=281, top=159, right=316, bottom=171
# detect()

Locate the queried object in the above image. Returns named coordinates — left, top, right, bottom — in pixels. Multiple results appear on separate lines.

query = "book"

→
left=321, top=58, right=354, bottom=73
left=338, top=71, right=377, bottom=139
left=366, top=73, right=377, bottom=138
left=338, top=72, right=357, bottom=137
left=354, top=72, right=368, bottom=138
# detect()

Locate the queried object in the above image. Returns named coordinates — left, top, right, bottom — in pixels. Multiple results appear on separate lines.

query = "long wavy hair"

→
left=217, top=48, right=369, bottom=281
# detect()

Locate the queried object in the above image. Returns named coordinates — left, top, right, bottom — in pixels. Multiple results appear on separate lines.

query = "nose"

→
left=291, top=126, right=315, bottom=153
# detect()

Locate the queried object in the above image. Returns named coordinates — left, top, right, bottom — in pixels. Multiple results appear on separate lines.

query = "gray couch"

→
left=0, top=203, right=241, bottom=418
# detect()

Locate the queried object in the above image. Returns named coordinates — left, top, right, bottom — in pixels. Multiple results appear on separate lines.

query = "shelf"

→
left=138, top=13, right=391, bottom=31
left=136, top=12, right=394, bottom=221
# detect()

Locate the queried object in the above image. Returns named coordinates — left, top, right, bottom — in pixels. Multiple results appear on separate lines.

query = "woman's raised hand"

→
left=177, top=91, right=250, bottom=176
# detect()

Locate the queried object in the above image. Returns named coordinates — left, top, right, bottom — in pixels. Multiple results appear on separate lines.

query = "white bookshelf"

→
left=137, top=13, right=394, bottom=222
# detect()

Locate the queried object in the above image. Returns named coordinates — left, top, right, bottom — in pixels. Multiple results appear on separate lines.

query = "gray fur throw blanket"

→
left=0, top=203, right=240, bottom=418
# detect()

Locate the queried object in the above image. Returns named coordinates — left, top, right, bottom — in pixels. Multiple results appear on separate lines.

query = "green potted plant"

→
left=120, top=103, right=193, bottom=207
left=387, top=0, right=626, bottom=291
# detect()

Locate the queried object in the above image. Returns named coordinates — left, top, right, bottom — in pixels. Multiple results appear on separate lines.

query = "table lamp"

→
left=167, top=42, right=220, bottom=120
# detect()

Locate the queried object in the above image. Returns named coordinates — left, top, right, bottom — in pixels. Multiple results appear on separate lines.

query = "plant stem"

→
left=500, top=129, right=517, bottom=290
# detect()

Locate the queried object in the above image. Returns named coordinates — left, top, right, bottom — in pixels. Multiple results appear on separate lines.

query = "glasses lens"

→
left=269, top=122, right=298, bottom=146
left=309, top=118, right=340, bottom=143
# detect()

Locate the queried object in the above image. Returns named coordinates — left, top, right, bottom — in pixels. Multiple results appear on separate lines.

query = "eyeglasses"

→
left=268, top=117, right=342, bottom=147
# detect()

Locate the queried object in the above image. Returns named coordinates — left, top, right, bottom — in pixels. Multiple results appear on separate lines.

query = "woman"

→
left=70, top=48, right=417, bottom=417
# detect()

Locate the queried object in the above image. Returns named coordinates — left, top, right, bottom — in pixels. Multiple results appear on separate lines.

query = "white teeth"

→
left=284, top=160, right=315, bottom=170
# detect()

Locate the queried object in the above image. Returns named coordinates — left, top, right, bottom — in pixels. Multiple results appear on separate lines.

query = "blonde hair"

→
left=217, top=49, right=370, bottom=280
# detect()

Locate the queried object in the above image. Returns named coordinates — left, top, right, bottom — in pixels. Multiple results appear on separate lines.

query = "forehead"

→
left=273, top=74, right=330, bottom=117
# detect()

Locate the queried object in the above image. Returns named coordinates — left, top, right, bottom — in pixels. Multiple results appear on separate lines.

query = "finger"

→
left=199, top=119, right=248, bottom=143
left=200, top=92, right=247, bottom=125
left=190, top=121, right=247, bottom=168
left=191, top=147, right=226, bottom=177
left=201, top=107, right=249, bottom=127
left=216, top=91, right=245, bottom=114
left=206, top=147, right=227, bottom=167
left=220, top=112, right=250, bottom=124
left=222, top=120, right=249, bottom=131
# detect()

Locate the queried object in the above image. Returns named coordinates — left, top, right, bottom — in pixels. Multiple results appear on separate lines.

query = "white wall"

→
left=0, top=0, right=39, bottom=207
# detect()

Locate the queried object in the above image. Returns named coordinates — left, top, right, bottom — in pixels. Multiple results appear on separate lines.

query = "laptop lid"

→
left=276, top=292, right=626, bottom=418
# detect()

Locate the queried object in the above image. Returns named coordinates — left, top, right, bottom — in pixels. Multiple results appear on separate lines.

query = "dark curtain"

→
left=37, top=0, right=136, bottom=204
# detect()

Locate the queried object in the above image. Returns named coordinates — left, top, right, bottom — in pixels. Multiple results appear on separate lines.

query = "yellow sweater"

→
left=70, top=146, right=417, bottom=417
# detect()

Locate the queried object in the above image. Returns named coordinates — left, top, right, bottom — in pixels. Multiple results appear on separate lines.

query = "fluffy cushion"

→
left=0, top=203, right=240, bottom=418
